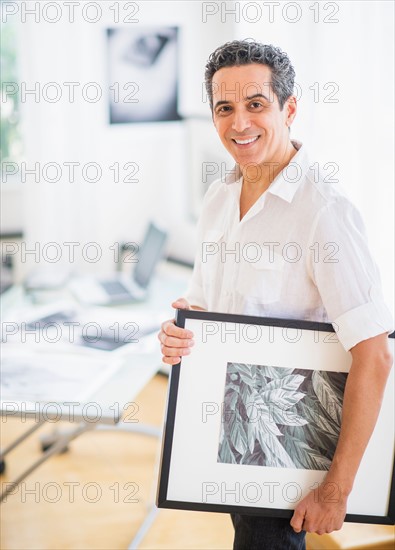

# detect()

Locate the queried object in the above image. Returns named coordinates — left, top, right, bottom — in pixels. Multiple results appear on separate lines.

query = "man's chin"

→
left=237, top=155, right=267, bottom=169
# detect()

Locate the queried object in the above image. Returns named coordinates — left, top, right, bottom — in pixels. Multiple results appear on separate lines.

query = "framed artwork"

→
left=157, top=309, right=395, bottom=524
left=107, top=26, right=181, bottom=123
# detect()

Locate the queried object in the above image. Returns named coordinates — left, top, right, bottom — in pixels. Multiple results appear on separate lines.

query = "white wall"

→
left=233, top=0, right=394, bottom=308
left=15, top=1, right=233, bottom=274
left=8, top=1, right=394, bottom=312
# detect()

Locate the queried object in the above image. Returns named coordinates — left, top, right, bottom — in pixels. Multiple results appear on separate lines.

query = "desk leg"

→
left=0, top=419, right=46, bottom=459
left=96, top=421, right=162, bottom=548
left=1, top=419, right=163, bottom=546
left=127, top=505, right=159, bottom=550
left=0, top=422, right=95, bottom=503
left=97, top=423, right=161, bottom=438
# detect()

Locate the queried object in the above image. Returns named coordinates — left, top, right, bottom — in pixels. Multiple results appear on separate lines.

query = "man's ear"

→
left=285, top=95, right=297, bottom=127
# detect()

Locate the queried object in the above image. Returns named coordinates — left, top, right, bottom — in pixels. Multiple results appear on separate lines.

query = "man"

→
left=158, top=40, right=393, bottom=550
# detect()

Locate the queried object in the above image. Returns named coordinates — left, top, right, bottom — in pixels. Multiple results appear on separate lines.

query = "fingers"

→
left=171, top=297, right=190, bottom=310
left=159, top=319, right=194, bottom=341
left=290, top=506, right=305, bottom=533
left=290, top=488, right=346, bottom=535
left=302, top=521, right=333, bottom=535
left=294, top=513, right=342, bottom=534
left=158, top=316, right=194, bottom=366
left=303, top=517, right=343, bottom=535
left=160, top=339, right=193, bottom=356
left=160, top=340, right=192, bottom=365
left=157, top=298, right=194, bottom=366
left=162, top=355, right=184, bottom=366
left=159, top=334, right=194, bottom=350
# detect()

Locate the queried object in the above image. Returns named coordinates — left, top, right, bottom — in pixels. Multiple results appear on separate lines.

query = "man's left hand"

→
left=290, top=480, right=347, bottom=535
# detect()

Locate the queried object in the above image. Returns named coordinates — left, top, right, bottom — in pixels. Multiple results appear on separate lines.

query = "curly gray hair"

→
left=205, top=39, right=295, bottom=112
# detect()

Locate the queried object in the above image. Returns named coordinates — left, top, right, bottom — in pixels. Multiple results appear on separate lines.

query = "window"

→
left=0, top=0, right=23, bottom=172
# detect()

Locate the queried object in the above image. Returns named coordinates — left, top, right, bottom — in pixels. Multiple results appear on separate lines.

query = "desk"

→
left=0, top=260, right=192, bottom=548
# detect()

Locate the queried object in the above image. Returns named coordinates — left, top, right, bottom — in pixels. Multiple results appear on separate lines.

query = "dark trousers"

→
left=231, top=514, right=306, bottom=550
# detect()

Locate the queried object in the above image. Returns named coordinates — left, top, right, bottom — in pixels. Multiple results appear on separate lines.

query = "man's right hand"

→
left=158, top=298, right=195, bottom=365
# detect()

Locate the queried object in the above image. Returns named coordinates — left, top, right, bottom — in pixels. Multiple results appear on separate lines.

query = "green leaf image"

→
left=269, top=405, right=308, bottom=427
left=312, top=371, right=343, bottom=425
left=264, top=374, right=305, bottom=392
left=283, top=436, right=332, bottom=470
left=261, top=388, right=306, bottom=410
left=218, top=363, right=348, bottom=470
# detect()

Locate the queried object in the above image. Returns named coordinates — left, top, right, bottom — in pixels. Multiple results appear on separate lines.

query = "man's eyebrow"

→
left=213, top=100, right=230, bottom=110
left=213, top=93, right=270, bottom=110
left=244, top=93, right=271, bottom=102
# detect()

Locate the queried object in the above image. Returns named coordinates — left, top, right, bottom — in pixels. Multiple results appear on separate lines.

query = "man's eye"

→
left=250, top=101, right=263, bottom=109
left=217, top=105, right=231, bottom=114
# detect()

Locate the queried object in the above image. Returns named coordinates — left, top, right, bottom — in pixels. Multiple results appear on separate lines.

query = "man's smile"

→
left=231, top=135, right=261, bottom=147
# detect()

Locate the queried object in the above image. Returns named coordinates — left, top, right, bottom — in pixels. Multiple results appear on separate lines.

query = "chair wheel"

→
left=41, top=441, right=69, bottom=454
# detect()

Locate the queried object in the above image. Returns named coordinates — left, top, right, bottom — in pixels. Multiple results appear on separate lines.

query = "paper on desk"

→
left=0, top=347, right=125, bottom=403
left=1, top=300, right=168, bottom=357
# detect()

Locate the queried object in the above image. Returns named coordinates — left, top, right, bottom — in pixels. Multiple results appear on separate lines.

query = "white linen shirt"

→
left=184, top=140, right=393, bottom=351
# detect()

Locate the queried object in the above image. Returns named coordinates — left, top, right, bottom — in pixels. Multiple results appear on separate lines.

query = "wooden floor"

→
left=1, top=374, right=394, bottom=550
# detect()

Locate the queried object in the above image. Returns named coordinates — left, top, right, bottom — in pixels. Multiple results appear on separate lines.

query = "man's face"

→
left=211, top=63, right=296, bottom=169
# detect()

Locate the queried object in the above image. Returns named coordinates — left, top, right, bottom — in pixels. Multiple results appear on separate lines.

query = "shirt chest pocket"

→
left=237, top=250, right=285, bottom=304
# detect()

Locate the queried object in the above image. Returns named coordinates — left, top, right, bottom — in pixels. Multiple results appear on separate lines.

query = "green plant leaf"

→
left=226, top=400, right=248, bottom=455
left=264, top=374, right=305, bottom=392
left=218, top=435, right=237, bottom=464
left=270, top=406, right=309, bottom=427
left=259, top=366, right=295, bottom=379
left=283, top=435, right=332, bottom=470
left=230, top=363, right=257, bottom=386
left=257, top=427, right=296, bottom=468
left=246, top=390, right=284, bottom=436
left=298, top=395, right=338, bottom=436
left=312, top=371, right=343, bottom=426
left=261, top=388, right=306, bottom=410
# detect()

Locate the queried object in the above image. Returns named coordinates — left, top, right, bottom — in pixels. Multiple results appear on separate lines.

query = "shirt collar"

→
left=225, top=140, right=308, bottom=204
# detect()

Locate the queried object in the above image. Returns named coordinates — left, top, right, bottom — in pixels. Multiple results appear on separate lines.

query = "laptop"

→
left=69, top=222, right=167, bottom=305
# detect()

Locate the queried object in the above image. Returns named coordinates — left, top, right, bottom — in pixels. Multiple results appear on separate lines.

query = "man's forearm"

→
left=324, top=333, right=393, bottom=495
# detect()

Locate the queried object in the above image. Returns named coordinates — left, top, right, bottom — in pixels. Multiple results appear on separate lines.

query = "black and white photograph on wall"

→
left=218, top=362, right=348, bottom=470
left=107, top=26, right=181, bottom=123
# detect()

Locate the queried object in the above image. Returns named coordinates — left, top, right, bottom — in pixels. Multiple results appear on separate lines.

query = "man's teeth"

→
left=234, top=136, right=259, bottom=145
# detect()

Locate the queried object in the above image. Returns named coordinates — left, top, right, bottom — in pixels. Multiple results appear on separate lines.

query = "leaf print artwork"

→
left=218, top=363, right=348, bottom=470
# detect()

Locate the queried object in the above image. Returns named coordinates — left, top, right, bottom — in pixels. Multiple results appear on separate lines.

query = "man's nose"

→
left=231, top=109, right=252, bottom=133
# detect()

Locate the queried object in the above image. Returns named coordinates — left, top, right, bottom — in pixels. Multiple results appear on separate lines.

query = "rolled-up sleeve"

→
left=309, top=198, right=394, bottom=351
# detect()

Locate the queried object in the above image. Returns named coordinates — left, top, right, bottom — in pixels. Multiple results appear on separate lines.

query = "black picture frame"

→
left=157, top=309, right=395, bottom=525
